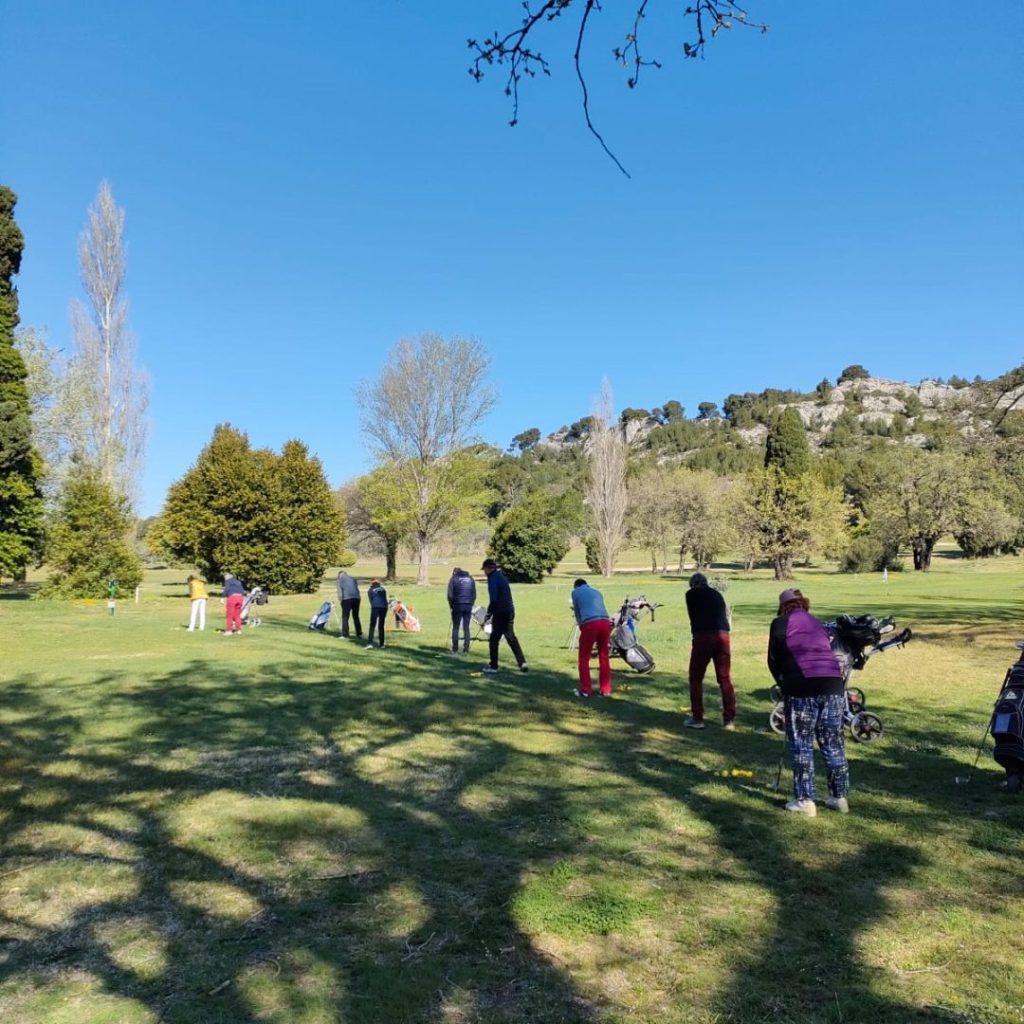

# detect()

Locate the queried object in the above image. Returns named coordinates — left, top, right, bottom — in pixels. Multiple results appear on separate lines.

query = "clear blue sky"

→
left=4, top=1, right=1022, bottom=516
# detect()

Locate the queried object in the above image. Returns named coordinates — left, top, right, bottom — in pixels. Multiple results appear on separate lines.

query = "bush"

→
left=488, top=503, right=569, bottom=583
left=337, top=549, right=357, bottom=568
left=839, top=533, right=902, bottom=574
left=584, top=535, right=601, bottom=574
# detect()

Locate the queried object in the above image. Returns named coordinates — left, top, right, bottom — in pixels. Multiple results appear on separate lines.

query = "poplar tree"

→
left=0, top=186, right=44, bottom=580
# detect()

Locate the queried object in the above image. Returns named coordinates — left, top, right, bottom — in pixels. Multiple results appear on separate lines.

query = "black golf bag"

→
left=992, top=655, right=1024, bottom=793
left=308, top=600, right=333, bottom=631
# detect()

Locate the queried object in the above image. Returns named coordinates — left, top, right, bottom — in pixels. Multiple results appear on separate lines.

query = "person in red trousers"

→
left=222, top=573, right=245, bottom=635
left=683, top=572, right=736, bottom=729
left=571, top=578, right=612, bottom=698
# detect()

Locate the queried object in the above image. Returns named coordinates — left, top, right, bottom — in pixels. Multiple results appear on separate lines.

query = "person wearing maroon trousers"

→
left=222, top=573, right=245, bottom=635
left=683, top=572, right=736, bottom=729
left=570, top=578, right=613, bottom=697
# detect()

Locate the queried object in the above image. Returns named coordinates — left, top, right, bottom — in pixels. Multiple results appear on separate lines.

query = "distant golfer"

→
left=187, top=574, right=207, bottom=632
left=571, top=578, right=611, bottom=697
left=447, top=566, right=476, bottom=655
left=222, top=573, right=245, bottom=635
left=366, top=578, right=388, bottom=649
left=336, top=570, right=363, bottom=640
left=481, top=558, right=527, bottom=674
left=683, top=573, right=736, bottom=730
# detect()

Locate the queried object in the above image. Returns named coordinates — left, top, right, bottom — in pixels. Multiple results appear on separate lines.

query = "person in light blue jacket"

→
left=570, top=578, right=612, bottom=697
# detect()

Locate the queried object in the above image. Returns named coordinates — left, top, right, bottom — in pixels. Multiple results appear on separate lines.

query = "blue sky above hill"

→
left=4, top=1, right=1022, bottom=515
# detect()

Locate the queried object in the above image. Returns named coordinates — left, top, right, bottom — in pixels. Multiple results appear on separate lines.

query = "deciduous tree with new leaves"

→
left=358, top=334, right=495, bottom=585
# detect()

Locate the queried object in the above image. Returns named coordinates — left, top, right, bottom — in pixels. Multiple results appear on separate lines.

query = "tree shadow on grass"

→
left=2, top=638, right=1021, bottom=1022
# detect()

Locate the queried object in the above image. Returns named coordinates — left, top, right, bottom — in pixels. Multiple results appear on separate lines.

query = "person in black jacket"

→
left=481, top=559, right=527, bottom=674
left=683, top=573, right=736, bottom=730
left=447, top=567, right=477, bottom=655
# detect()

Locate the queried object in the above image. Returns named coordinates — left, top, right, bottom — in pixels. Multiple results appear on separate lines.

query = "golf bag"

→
left=308, top=600, right=333, bottom=631
left=241, top=586, right=268, bottom=627
left=390, top=598, right=421, bottom=632
left=992, top=647, right=1024, bottom=793
left=471, top=606, right=492, bottom=640
left=610, top=600, right=655, bottom=674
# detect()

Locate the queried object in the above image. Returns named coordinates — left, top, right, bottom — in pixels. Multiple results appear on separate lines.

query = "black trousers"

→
left=341, top=598, right=362, bottom=637
left=368, top=606, right=386, bottom=646
left=488, top=610, right=525, bottom=669
left=451, top=607, right=472, bottom=652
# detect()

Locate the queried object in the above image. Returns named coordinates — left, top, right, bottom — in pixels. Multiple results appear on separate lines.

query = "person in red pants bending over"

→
left=222, top=573, right=245, bottom=635
left=571, top=578, right=612, bottom=698
left=683, top=572, right=736, bottom=730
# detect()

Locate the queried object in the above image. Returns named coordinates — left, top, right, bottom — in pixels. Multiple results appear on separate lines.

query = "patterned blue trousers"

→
left=785, top=694, right=849, bottom=802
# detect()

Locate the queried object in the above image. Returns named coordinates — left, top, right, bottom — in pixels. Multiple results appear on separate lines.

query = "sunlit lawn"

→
left=1, top=550, right=1023, bottom=1023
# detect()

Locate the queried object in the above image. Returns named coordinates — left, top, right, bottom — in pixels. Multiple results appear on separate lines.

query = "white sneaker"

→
left=785, top=799, right=817, bottom=816
left=723, top=721, right=736, bottom=732
left=481, top=666, right=498, bottom=674
left=683, top=717, right=705, bottom=730
left=365, top=643, right=374, bottom=649
left=572, top=688, right=591, bottom=698
left=825, top=796, right=850, bottom=814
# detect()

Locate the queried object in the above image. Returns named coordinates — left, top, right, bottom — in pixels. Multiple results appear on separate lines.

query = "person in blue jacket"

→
left=481, top=558, right=527, bottom=674
left=447, top=567, right=477, bottom=655
left=570, top=578, right=612, bottom=697
left=366, top=578, right=388, bottom=649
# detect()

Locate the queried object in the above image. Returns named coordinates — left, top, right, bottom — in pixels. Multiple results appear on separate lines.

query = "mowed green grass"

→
left=1, top=552, right=1023, bottom=1024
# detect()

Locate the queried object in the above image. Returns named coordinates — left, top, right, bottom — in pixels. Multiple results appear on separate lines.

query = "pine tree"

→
left=0, top=186, right=45, bottom=580
left=41, top=463, right=142, bottom=597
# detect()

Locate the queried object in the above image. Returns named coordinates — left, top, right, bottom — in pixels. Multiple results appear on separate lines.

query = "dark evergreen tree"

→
left=156, top=424, right=343, bottom=593
left=0, top=186, right=44, bottom=580
left=487, top=499, right=569, bottom=582
left=764, top=407, right=811, bottom=477
left=41, top=463, right=142, bottom=597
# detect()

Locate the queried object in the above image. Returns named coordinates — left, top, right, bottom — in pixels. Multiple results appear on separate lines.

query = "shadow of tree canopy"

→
left=1, top=628, right=1021, bottom=1022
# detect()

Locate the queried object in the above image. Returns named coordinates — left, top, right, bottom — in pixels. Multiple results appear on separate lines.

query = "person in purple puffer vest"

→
left=768, top=588, right=850, bottom=817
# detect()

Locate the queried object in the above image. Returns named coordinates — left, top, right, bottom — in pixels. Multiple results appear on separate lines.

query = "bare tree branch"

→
left=469, top=1, right=767, bottom=175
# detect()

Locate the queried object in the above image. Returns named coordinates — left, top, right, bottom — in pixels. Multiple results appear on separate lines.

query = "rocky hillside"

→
left=538, top=370, right=1024, bottom=460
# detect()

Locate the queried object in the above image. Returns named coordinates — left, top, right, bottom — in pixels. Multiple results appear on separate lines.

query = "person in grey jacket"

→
left=447, top=567, right=477, bottom=654
left=336, top=571, right=362, bottom=640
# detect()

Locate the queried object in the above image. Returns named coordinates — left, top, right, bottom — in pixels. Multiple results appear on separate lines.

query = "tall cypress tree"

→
left=0, top=186, right=44, bottom=580
left=764, top=406, right=811, bottom=477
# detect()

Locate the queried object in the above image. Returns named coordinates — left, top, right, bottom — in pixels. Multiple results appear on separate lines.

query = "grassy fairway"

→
left=1, top=555, right=1023, bottom=1023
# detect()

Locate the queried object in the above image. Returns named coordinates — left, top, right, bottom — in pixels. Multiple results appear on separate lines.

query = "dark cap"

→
left=574, top=578, right=587, bottom=588
left=481, top=558, right=497, bottom=571
left=689, top=572, right=708, bottom=588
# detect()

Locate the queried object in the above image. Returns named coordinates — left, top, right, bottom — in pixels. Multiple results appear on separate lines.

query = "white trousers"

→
left=188, top=598, right=207, bottom=631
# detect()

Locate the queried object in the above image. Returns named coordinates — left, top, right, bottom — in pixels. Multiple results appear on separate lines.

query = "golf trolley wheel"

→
left=768, top=701, right=786, bottom=735
left=769, top=684, right=782, bottom=703
left=847, top=687, right=865, bottom=712
left=850, top=711, right=883, bottom=743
